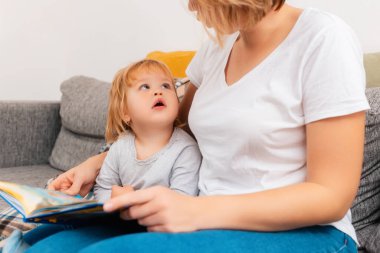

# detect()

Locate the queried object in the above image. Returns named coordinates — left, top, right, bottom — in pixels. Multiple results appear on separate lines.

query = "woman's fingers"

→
left=136, top=212, right=164, bottom=227
left=103, top=187, right=157, bottom=212
left=119, top=208, right=132, bottom=220
left=146, top=225, right=177, bottom=233
left=147, top=225, right=164, bottom=232
left=119, top=200, right=160, bottom=221
left=106, top=186, right=199, bottom=233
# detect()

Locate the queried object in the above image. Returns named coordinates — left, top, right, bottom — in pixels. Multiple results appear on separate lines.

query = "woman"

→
left=25, top=0, right=369, bottom=252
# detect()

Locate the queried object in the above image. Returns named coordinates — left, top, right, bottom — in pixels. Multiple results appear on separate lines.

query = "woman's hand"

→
left=104, top=186, right=200, bottom=233
left=48, top=152, right=107, bottom=196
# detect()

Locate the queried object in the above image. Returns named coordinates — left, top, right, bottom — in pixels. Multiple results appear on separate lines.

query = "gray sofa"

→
left=1, top=73, right=380, bottom=252
left=0, top=76, right=110, bottom=206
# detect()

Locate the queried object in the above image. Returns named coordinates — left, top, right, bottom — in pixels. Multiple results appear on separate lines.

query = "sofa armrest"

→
left=0, top=101, right=61, bottom=168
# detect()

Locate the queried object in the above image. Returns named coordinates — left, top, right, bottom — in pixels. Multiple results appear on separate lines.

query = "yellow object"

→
left=146, top=51, right=196, bottom=78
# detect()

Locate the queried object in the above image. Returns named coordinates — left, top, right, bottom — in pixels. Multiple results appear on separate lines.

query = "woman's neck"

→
left=238, top=4, right=301, bottom=49
left=224, top=4, right=302, bottom=85
left=133, top=126, right=174, bottom=160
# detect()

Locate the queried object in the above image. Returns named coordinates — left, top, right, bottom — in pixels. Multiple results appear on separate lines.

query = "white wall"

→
left=0, top=0, right=204, bottom=101
left=1, top=0, right=379, bottom=101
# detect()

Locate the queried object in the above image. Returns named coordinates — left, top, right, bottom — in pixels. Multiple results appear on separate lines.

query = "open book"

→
left=0, top=181, right=105, bottom=224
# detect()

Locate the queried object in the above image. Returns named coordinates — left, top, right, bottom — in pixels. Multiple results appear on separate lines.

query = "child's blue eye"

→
left=139, top=84, right=150, bottom=90
left=161, top=83, right=172, bottom=89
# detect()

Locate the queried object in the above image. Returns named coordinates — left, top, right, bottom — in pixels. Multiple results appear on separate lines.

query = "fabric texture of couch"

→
left=0, top=52, right=380, bottom=252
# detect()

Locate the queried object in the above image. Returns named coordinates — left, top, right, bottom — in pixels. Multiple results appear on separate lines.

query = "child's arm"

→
left=169, top=144, right=202, bottom=196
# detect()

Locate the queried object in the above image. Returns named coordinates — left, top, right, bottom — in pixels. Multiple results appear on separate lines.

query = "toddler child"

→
left=94, top=59, right=201, bottom=201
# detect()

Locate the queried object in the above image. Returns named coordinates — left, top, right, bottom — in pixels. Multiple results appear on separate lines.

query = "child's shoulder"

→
left=173, top=127, right=198, bottom=146
left=109, top=132, right=133, bottom=150
left=171, top=128, right=201, bottom=160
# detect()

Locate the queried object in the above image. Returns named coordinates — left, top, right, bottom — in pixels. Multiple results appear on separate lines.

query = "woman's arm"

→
left=195, top=111, right=366, bottom=232
left=48, top=152, right=107, bottom=196
left=104, top=111, right=365, bottom=232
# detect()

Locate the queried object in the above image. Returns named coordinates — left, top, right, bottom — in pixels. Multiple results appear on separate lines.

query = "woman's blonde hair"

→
left=105, top=59, right=175, bottom=143
left=191, top=0, right=286, bottom=45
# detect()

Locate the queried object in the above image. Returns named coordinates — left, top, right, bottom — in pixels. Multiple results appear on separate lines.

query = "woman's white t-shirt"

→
left=186, top=8, right=369, bottom=243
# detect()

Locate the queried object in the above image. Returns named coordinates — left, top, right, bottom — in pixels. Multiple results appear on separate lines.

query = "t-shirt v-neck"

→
left=222, top=10, right=305, bottom=88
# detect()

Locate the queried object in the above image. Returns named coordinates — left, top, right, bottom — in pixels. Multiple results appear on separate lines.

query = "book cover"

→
left=0, top=181, right=106, bottom=224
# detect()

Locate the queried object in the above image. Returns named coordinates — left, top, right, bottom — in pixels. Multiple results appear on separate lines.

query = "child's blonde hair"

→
left=105, top=59, right=175, bottom=143
left=191, top=0, right=286, bottom=45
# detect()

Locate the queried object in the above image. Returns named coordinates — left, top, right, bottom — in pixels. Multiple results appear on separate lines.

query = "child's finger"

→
left=123, top=185, right=134, bottom=192
left=111, top=185, right=134, bottom=198
left=63, top=178, right=83, bottom=196
left=111, top=185, right=124, bottom=198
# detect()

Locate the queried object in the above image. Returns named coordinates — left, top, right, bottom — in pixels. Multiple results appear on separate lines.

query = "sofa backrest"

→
left=364, top=52, right=380, bottom=88
left=49, top=76, right=111, bottom=171
left=351, top=87, right=380, bottom=232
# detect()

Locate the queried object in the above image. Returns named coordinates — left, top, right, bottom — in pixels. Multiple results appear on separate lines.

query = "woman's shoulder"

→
left=300, top=8, right=354, bottom=37
left=294, top=8, right=360, bottom=55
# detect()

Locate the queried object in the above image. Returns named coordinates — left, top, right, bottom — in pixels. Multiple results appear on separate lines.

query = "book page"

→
left=0, top=181, right=99, bottom=217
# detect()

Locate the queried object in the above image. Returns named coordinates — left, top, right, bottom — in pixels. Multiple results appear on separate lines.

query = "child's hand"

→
left=48, top=166, right=96, bottom=197
left=48, top=152, right=107, bottom=196
left=111, top=185, right=134, bottom=199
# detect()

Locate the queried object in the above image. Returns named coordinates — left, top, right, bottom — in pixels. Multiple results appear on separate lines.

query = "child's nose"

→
left=154, top=91, right=163, bottom=96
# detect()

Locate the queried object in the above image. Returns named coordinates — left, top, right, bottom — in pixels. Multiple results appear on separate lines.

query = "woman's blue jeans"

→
left=22, top=218, right=357, bottom=253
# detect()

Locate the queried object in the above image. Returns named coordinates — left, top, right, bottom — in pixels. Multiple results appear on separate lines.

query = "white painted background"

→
left=1, top=0, right=379, bottom=101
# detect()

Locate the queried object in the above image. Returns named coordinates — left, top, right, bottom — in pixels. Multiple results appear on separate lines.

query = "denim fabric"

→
left=22, top=223, right=356, bottom=253
left=2, top=230, right=29, bottom=253
left=23, top=216, right=145, bottom=253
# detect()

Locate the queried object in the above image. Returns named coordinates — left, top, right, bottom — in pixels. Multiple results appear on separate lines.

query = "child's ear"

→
left=123, top=113, right=131, bottom=125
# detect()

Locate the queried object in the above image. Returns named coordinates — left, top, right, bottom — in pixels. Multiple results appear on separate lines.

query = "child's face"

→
left=124, top=70, right=179, bottom=130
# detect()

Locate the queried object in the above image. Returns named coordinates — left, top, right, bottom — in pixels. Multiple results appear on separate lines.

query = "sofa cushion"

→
left=60, top=76, right=110, bottom=137
left=351, top=87, right=380, bottom=232
left=146, top=51, right=196, bottom=78
left=49, top=127, right=104, bottom=171
left=0, top=165, right=61, bottom=211
left=356, top=223, right=380, bottom=253
left=48, top=76, right=110, bottom=171
left=364, top=52, right=380, bottom=88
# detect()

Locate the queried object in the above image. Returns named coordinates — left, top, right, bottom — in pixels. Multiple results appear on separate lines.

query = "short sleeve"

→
left=94, top=141, right=122, bottom=201
left=186, top=40, right=213, bottom=88
left=169, top=144, right=201, bottom=196
left=302, top=22, right=370, bottom=124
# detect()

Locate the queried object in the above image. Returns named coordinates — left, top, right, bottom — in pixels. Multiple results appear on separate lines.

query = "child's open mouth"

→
left=152, top=98, right=166, bottom=109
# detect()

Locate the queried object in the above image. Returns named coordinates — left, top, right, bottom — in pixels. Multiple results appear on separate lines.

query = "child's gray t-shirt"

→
left=94, top=128, right=201, bottom=201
